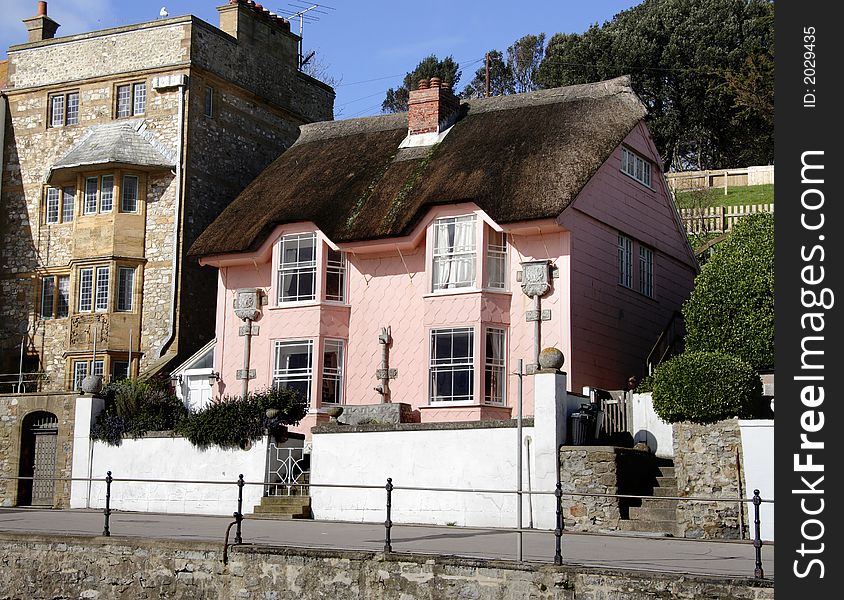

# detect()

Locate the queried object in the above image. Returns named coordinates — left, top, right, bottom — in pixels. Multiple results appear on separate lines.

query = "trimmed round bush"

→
left=651, top=351, right=762, bottom=423
left=683, top=212, right=774, bottom=370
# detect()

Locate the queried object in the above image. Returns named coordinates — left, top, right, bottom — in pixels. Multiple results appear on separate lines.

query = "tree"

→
left=461, top=50, right=513, bottom=99
left=507, top=33, right=546, bottom=93
left=382, top=55, right=461, bottom=113
left=682, top=212, right=774, bottom=370
left=536, top=0, right=774, bottom=171
left=300, top=48, right=342, bottom=89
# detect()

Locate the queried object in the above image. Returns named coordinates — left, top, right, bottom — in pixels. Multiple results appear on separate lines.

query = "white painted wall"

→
left=71, top=432, right=270, bottom=515
left=311, top=426, right=537, bottom=528
left=739, top=420, right=774, bottom=541
left=70, top=393, right=309, bottom=516
left=630, top=392, right=674, bottom=458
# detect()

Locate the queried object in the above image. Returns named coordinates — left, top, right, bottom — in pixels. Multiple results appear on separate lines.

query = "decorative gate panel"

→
left=265, top=443, right=309, bottom=496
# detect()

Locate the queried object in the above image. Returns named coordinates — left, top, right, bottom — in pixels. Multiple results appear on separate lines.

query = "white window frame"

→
left=618, top=234, right=633, bottom=288
left=99, top=175, right=114, bottom=213
left=486, top=229, right=507, bottom=290
left=272, top=339, right=314, bottom=405
left=484, top=328, right=506, bottom=405
left=49, top=94, right=65, bottom=128
left=321, top=339, right=345, bottom=405
left=117, top=267, right=135, bottom=312
left=84, top=177, right=98, bottom=215
left=57, top=275, right=70, bottom=318
left=133, top=82, right=147, bottom=116
left=62, top=187, right=75, bottom=222
left=116, top=84, right=132, bottom=118
left=639, top=245, right=654, bottom=298
left=73, top=361, right=88, bottom=390
left=432, top=215, right=477, bottom=292
left=277, top=232, right=318, bottom=304
left=78, top=267, right=94, bottom=312
left=325, top=248, right=347, bottom=303
left=45, top=188, right=60, bottom=224
left=429, top=327, right=475, bottom=404
left=621, top=147, right=652, bottom=187
left=95, top=266, right=110, bottom=312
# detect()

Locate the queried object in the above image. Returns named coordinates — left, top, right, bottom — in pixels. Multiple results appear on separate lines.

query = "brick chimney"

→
left=22, top=1, right=60, bottom=43
left=407, top=77, right=460, bottom=136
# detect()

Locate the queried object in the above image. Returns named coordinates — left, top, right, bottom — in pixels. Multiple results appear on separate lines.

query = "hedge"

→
left=651, top=351, right=763, bottom=423
left=682, top=212, right=774, bottom=370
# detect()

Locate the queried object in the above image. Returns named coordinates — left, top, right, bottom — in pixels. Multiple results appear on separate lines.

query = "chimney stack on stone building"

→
left=407, top=77, right=460, bottom=136
left=22, top=1, right=60, bottom=42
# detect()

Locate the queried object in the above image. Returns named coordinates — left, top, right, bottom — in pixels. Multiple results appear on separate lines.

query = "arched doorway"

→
left=17, top=411, right=59, bottom=506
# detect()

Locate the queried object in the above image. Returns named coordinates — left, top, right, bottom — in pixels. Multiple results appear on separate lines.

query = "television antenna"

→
left=283, top=3, right=335, bottom=69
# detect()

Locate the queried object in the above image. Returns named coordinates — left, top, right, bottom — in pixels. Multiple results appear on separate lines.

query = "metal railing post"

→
left=553, top=481, right=563, bottom=565
left=384, top=477, right=393, bottom=552
left=234, top=474, right=244, bottom=545
left=753, top=489, right=764, bottom=579
left=102, top=471, right=112, bottom=537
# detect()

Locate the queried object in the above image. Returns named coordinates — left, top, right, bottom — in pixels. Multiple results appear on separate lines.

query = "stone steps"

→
left=619, top=459, right=677, bottom=536
left=250, top=495, right=312, bottom=520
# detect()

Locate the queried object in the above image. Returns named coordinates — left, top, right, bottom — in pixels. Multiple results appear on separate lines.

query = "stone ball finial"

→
left=80, top=374, right=103, bottom=396
left=538, top=347, right=565, bottom=371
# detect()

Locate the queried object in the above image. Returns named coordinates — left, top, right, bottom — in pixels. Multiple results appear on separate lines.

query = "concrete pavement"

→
left=0, top=507, right=774, bottom=580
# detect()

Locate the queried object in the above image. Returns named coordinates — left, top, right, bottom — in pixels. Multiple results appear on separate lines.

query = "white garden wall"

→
left=630, top=392, right=674, bottom=458
left=70, top=397, right=275, bottom=515
left=310, top=425, right=537, bottom=529
left=738, top=419, right=774, bottom=540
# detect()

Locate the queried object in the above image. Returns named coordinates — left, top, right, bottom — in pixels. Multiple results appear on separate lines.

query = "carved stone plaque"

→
left=236, top=369, right=256, bottom=380
left=519, top=260, right=552, bottom=298
left=69, top=314, right=109, bottom=349
left=233, top=288, right=261, bottom=321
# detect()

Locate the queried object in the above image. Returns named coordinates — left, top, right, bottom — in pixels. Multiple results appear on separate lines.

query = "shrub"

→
left=682, top=213, right=774, bottom=369
left=176, top=387, right=307, bottom=449
left=651, top=351, right=763, bottom=423
left=91, top=378, right=187, bottom=445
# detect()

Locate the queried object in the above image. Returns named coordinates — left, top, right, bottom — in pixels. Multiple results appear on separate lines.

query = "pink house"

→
left=189, top=76, right=697, bottom=437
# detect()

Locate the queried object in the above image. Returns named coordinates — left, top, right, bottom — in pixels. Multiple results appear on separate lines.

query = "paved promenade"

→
left=0, top=507, right=773, bottom=580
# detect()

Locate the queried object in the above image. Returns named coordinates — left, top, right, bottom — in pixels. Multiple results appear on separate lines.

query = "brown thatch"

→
left=189, top=76, right=646, bottom=257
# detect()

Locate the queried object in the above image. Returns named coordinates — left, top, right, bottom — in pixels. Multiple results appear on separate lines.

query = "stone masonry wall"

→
left=558, top=446, right=651, bottom=532
left=0, top=534, right=774, bottom=600
left=0, top=394, right=76, bottom=508
left=673, top=420, right=746, bottom=539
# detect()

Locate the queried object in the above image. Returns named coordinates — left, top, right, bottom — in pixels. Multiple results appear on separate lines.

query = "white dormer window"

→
left=432, top=215, right=477, bottom=291
left=621, top=147, right=652, bottom=187
left=277, top=233, right=317, bottom=303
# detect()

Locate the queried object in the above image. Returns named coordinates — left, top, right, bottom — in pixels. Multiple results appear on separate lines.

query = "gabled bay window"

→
left=278, top=233, right=317, bottom=303
left=432, top=216, right=477, bottom=291
left=275, top=232, right=347, bottom=305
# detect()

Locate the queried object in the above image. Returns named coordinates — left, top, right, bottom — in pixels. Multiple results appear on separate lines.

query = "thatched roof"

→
left=190, top=76, right=647, bottom=257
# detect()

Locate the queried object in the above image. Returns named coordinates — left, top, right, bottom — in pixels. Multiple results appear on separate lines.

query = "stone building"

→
left=0, top=0, right=334, bottom=392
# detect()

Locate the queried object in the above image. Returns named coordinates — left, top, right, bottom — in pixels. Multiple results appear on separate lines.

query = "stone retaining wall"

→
left=0, top=534, right=774, bottom=600
left=673, top=420, right=746, bottom=539
left=559, top=446, right=652, bottom=531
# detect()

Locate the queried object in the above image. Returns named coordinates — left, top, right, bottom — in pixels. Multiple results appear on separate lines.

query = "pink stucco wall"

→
left=202, top=123, right=696, bottom=437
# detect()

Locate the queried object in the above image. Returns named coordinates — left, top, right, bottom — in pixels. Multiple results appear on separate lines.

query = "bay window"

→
left=486, top=230, right=507, bottom=289
left=432, top=215, right=476, bottom=291
left=322, top=340, right=345, bottom=404
left=273, top=340, right=314, bottom=404
left=430, top=327, right=474, bottom=403
left=484, top=328, right=506, bottom=405
left=277, top=233, right=317, bottom=303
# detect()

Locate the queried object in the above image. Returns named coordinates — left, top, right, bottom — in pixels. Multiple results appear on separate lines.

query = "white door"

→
left=184, top=369, right=213, bottom=411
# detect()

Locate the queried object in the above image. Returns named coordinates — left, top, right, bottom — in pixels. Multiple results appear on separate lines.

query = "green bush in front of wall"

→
left=91, top=378, right=188, bottom=445
left=651, top=351, right=763, bottom=423
left=175, top=387, right=308, bottom=449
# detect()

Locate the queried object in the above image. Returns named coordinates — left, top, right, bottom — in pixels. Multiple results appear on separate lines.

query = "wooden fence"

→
left=679, top=203, right=774, bottom=234
left=666, top=165, right=773, bottom=193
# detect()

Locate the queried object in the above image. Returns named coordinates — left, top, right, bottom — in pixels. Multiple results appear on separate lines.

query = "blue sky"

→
left=1, top=0, right=640, bottom=118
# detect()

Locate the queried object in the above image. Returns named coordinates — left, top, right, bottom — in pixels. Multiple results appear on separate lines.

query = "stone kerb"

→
left=672, top=419, right=746, bottom=539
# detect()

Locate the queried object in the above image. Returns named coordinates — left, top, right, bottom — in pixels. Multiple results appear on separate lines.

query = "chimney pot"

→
left=430, top=77, right=441, bottom=88
left=417, top=79, right=429, bottom=90
left=407, top=76, right=460, bottom=137
left=38, top=1, right=47, bottom=16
